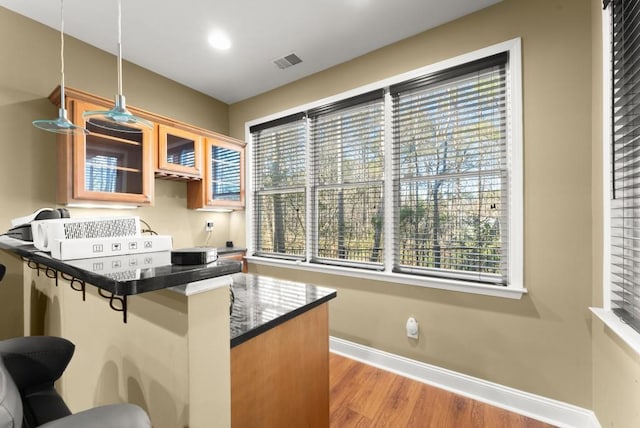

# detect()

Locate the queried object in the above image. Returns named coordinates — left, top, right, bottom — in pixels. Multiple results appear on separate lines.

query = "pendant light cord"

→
left=79, top=0, right=152, bottom=130
left=32, top=0, right=88, bottom=134
left=117, top=0, right=123, bottom=96
left=59, top=0, right=66, bottom=108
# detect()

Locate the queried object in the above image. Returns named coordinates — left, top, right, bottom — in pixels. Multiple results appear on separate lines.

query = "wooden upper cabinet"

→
left=156, top=124, right=203, bottom=179
left=187, top=136, right=246, bottom=210
left=56, top=94, right=154, bottom=206
left=50, top=86, right=244, bottom=209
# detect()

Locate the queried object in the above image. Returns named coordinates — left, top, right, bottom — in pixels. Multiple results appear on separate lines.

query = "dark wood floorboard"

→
left=330, top=353, right=556, bottom=428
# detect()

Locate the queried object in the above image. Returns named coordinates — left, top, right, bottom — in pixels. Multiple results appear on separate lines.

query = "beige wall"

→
left=0, top=7, right=235, bottom=339
left=590, top=1, right=640, bottom=427
left=230, top=0, right=594, bottom=408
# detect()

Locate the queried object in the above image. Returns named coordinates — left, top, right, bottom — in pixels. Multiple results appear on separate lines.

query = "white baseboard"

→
left=329, top=337, right=600, bottom=428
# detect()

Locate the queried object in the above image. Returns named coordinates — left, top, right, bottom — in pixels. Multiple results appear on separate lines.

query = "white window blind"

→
left=391, top=53, right=509, bottom=284
left=609, top=0, right=640, bottom=332
left=251, top=114, right=307, bottom=259
left=309, top=91, right=385, bottom=269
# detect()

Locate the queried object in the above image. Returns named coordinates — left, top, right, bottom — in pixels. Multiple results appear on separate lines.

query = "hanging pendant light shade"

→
left=32, top=0, right=88, bottom=135
left=83, top=0, right=152, bottom=132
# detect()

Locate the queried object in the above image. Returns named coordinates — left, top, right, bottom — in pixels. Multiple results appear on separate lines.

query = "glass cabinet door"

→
left=187, top=136, right=245, bottom=209
left=71, top=100, right=153, bottom=205
left=157, top=125, right=202, bottom=178
left=207, top=138, right=244, bottom=207
left=211, top=145, right=241, bottom=203
left=84, top=120, right=144, bottom=194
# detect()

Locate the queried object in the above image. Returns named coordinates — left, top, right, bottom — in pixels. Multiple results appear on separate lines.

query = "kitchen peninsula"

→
left=0, top=237, right=337, bottom=428
left=229, top=273, right=336, bottom=427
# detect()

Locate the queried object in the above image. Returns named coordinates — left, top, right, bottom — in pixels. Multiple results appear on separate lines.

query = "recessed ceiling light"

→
left=208, top=31, right=231, bottom=50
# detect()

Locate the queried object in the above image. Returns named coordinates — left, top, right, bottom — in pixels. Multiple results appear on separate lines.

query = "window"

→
left=310, top=91, right=385, bottom=269
left=251, top=115, right=307, bottom=259
left=247, top=40, right=522, bottom=297
left=605, top=0, right=640, bottom=334
left=391, top=53, right=508, bottom=284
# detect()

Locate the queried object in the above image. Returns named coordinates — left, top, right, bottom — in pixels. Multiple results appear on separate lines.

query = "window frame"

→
left=591, top=1, right=640, bottom=355
left=245, top=38, right=524, bottom=299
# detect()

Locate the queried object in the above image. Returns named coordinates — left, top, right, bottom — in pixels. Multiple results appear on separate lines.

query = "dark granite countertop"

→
left=0, top=237, right=336, bottom=340
left=0, top=236, right=241, bottom=296
left=229, top=273, right=337, bottom=347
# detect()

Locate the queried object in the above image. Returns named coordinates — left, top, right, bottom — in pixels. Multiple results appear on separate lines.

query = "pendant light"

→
left=32, top=0, right=88, bottom=135
left=82, top=0, right=153, bottom=132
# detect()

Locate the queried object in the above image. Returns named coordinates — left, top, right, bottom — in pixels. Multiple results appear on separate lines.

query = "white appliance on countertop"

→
left=30, top=216, right=172, bottom=261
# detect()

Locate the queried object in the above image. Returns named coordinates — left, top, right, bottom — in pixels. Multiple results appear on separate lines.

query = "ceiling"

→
left=0, top=0, right=501, bottom=104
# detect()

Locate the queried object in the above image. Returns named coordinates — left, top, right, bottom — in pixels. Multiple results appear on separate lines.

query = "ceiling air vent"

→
left=273, top=53, right=302, bottom=70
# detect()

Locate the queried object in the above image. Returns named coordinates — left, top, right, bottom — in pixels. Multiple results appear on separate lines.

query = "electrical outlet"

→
left=205, top=220, right=214, bottom=232
left=406, top=317, right=419, bottom=339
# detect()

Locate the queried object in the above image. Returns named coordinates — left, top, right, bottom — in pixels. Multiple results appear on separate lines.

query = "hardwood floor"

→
left=329, top=353, right=556, bottom=428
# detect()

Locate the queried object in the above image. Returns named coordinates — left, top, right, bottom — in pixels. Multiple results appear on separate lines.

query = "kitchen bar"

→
left=0, top=237, right=336, bottom=427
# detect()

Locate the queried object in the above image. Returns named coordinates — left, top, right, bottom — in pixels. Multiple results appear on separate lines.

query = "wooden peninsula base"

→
left=231, top=303, right=329, bottom=427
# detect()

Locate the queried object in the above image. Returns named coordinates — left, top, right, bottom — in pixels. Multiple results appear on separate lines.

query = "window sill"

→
left=590, top=307, right=640, bottom=356
left=246, top=256, right=526, bottom=300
